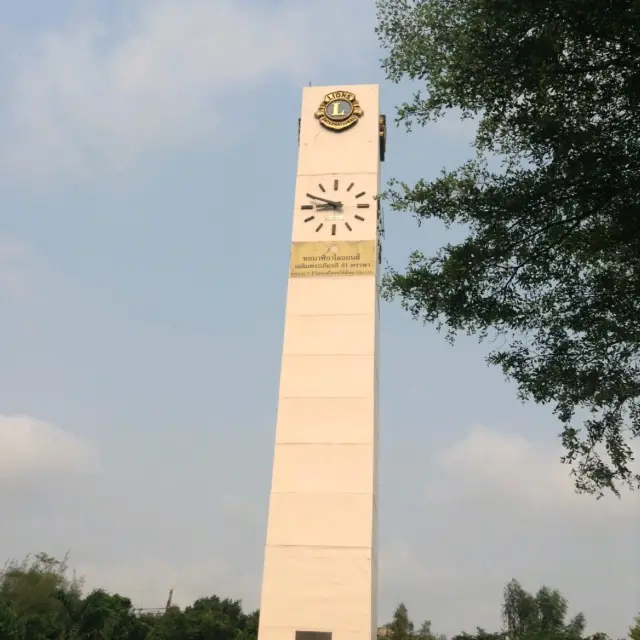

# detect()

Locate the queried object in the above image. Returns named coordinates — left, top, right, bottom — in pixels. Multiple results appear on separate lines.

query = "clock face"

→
left=299, top=178, right=373, bottom=237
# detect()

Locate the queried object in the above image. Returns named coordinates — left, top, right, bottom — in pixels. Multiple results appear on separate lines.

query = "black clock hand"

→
left=306, top=193, right=342, bottom=208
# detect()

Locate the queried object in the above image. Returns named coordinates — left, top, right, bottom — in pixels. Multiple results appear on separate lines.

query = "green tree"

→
left=0, top=552, right=83, bottom=639
left=73, top=589, right=149, bottom=639
left=502, top=579, right=586, bottom=640
left=451, top=629, right=505, bottom=640
left=0, top=599, right=19, bottom=640
left=376, top=0, right=640, bottom=496
left=2, top=551, right=624, bottom=640
left=0, top=551, right=264, bottom=640
left=388, top=603, right=415, bottom=640
left=629, top=616, right=640, bottom=640
left=417, top=620, right=435, bottom=640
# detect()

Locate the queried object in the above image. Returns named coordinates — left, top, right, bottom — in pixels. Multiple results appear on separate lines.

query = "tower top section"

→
left=298, top=84, right=386, bottom=175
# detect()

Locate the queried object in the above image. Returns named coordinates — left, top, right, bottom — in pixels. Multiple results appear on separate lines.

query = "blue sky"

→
left=0, top=0, right=637, bottom=637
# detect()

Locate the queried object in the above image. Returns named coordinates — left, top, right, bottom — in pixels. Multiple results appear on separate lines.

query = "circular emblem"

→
left=324, top=99, right=354, bottom=122
left=315, top=91, right=363, bottom=132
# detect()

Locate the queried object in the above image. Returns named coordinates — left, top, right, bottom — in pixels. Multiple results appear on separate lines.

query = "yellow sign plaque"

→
left=290, top=240, right=376, bottom=277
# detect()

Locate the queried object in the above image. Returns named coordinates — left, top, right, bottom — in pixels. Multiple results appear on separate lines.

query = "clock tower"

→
left=257, top=84, right=385, bottom=640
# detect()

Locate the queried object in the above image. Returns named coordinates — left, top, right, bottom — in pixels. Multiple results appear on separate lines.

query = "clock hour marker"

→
left=331, top=224, right=336, bottom=236
left=355, top=191, right=365, bottom=198
left=304, top=216, right=315, bottom=222
left=318, top=183, right=325, bottom=192
left=315, top=223, right=323, bottom=232
left=357, top=203, right=370, bottom=208
left=355, top=215, right=365, bottom=221
left=347, top=182, right=354, bottom=191
left=301, top=205, right=313, bottom=210
left=345, top=222, right=352, bottom=231
left=334, top=179, right=338, bottom=190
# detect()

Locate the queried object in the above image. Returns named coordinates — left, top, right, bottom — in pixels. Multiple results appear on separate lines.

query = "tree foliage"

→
left=376, top=0, right=640, bottom=496
left=0, top=553, right=630, bottom=640
left=389, top=603, right=416, bottom=640
left=386, top=580, right=618, bottom=640
left=501, top=579, right=586, bottom=640
left=0, top=554, right=258, bottom=640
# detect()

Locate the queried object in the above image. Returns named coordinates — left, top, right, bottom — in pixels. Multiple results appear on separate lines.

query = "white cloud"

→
left=385, top=425, right=639, bottom=637
left=0, top=414, right=98, bottom=478
left=426, top=424, right=639, bottom=517
left=0, top=241, right=27, bottom=263
left=0, top=0, right=373, bottom=180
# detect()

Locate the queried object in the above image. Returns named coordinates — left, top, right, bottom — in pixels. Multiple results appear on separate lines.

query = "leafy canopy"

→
left=0, top=552, right=631, bottom=640
left=0, top=553, right=259, bottom=640
left=376, top=0, right=640, bottom=496
left=385, top=580, right=614, bottom=640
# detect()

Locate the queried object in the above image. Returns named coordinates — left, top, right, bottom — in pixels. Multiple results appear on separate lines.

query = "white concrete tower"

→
left=257, top=84, right=385, bottom=640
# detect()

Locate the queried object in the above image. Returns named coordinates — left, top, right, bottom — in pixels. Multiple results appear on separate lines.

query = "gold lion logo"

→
left=314, top=91, right=363, bottom=132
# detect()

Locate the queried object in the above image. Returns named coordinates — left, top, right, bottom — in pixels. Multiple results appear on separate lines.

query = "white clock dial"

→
left=299, top=178, right=374, bottom=237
